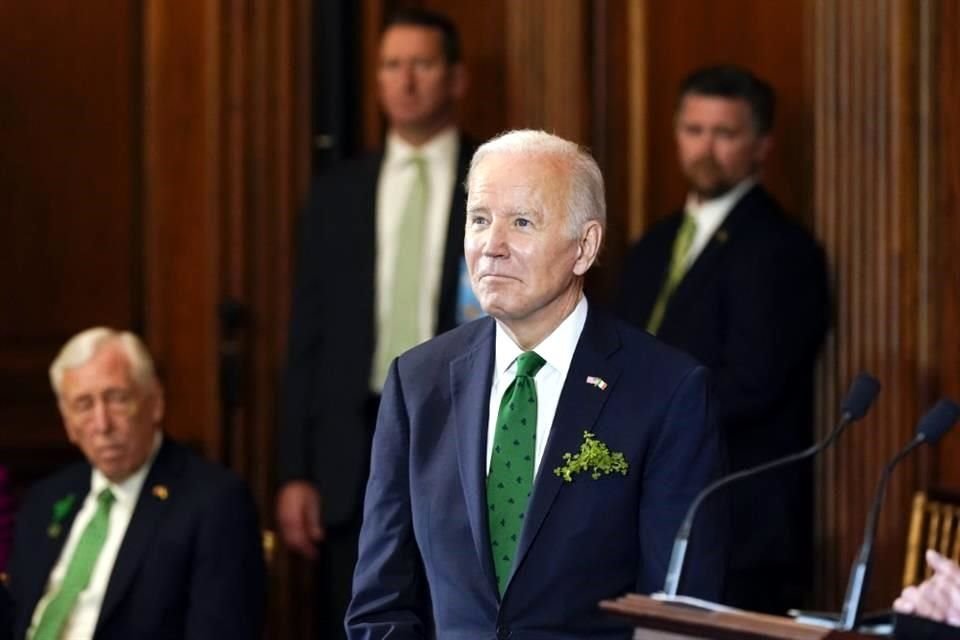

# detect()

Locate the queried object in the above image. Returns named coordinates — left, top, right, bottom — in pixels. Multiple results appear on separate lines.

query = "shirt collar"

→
left=90, top=431, right=163, bottom=508
left=494, top=295, right=589, bottom=379
left=685, top=177, right=756, bottom=226
left=384, top=127, right=459, bottom=167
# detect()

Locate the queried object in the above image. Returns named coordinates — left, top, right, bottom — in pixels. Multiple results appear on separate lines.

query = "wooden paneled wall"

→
left=809, top=0, right=957, bottom=608
left=0, top=2, right=143, bottom=481
left=643, top=0, right=811, bottom=231
left=935, top=0, right=960, bottom=487
left=0, top=1, right=310, bottom=636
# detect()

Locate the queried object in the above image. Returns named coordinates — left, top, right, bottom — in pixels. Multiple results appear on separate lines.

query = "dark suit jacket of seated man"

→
left=7, top=328, right=265, bottom=640
left=346, top=130, right=727, bottom=640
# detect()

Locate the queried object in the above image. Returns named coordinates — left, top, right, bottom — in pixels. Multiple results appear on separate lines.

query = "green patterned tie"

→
left=32, top=488, right=115, bottom=640
left=646, top=212, right=697, bottom=335
left=372, top=154, right=430, bottom=388
left=487, top=351, right=546, bottom=595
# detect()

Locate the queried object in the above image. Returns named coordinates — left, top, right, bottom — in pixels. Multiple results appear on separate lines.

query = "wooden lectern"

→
left=600, top=593, right=875, bottom=639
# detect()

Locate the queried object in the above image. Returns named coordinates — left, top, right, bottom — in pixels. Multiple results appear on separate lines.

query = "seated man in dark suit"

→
left=7, top=328, right=265, bottom=640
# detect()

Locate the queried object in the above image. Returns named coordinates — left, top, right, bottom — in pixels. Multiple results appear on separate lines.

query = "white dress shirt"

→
left=371, top=127, right=460, bottom=392
left=683, top=178, right=756, bottom=268
left=485, top=296, right=589, bottom=475
left=29, top=432, right=163, bottom=640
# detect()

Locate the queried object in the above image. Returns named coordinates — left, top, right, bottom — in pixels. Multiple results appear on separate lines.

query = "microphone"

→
left=838, top=398, right=960, bottom=630
left=661, top=373, right=881, bottom=597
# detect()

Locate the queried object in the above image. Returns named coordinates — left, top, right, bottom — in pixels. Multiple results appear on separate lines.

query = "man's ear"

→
left=150, top=382, right=166, bottom=424
left=573, top=220, right=603, bottom=276
left=754, top=134, right=773, bottom=165
left=449, top=63, right=468, bottom=101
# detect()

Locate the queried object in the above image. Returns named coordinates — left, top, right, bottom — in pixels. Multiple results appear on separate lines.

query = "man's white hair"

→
left=49, top=327, right=157, bottom=396
left=466, top=129, right=607, bottom=237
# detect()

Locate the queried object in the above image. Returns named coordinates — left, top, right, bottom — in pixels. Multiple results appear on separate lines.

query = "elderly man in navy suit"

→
left=347, top=130, right=726, bottom=639
left=7, top=328, right=264, bottom=640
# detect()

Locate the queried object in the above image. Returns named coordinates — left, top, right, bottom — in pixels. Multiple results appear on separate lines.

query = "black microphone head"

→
left=917, top=399, right=960, bottom=444
left=840, top=373, right=881, bottom=421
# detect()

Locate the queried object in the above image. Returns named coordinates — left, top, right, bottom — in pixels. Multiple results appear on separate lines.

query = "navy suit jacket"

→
left=7, top=438, right=265, bottom=640
left=280, top=135, right=477, bottom=527
left=347, top=305, right=727, bottom=639
left=619, top=184, right=829, bottom=571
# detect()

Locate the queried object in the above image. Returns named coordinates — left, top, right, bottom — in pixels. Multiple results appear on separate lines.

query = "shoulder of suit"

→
left=151, top=439, right=253, bottom=511
left=624, top=210, right=685, bottom=259
left=730, top=186, right=823, bottom=250
left=17, top=460, right=89, bottom=518
left=398, top=317, right=493, bottom=368
left=310, top=150, right=383, bottom=188
left=611, top=311, right=704, bottom=371
left=457, top=133, right=480, bottom=156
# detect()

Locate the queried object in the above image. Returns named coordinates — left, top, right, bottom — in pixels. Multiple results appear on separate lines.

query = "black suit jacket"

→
left=619, top=184, right=829, bottom=571
left=280, top=134, right=477, bottom=527
left=7, top=438, right=265, bottom=640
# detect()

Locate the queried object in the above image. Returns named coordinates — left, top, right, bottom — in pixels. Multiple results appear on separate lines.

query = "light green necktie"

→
left=373, top=155, right=429, bottom=387
left=646, top=213, right=697, bottom=335
left=32, top=488, right=115, bottom=640
left=487, top=351, right=546, bottom=595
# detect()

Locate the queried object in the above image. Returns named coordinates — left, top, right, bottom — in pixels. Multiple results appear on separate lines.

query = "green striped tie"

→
left=646, top=213, right=697, bottom=335
left=487, top=351, right=546, bottom=595
left=32, top=488, right=115, bottom=640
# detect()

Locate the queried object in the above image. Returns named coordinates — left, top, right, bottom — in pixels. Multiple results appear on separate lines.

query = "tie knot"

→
left=678, top=212, right=697, bottom=238
left=409, top=154, right=427, bottom=170
left=98, top=488, right=115, bottom=508
left=514, top=351, right=546, bottom=378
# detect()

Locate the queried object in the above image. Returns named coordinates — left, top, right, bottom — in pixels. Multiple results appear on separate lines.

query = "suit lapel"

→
left=668, top=186, right=759, bottom=310
left=449, top=319, right=499, bottom=594
left=511, top=307, right=622, bottom=581
left=97, top=439, right=181, bottom=628
left=22, top=467, right=89, bottom=624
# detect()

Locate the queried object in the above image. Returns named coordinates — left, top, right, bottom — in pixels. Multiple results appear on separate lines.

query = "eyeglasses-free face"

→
left=58, top=342, right=164, bottom=482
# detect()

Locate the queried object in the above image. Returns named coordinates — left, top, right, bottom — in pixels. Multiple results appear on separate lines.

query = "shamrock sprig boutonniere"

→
left=47, top=493, right=76, bottom=539
left=554, top=431, right=629, bottom=482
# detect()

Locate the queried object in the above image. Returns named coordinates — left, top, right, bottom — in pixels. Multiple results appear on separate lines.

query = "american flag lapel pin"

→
left=585, top=376, right=608, bottom=390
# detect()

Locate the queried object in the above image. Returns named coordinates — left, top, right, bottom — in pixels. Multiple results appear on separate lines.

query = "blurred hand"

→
left=894, top=550, right=960, bottom=626
left=276, top=481, right=325, bottom=559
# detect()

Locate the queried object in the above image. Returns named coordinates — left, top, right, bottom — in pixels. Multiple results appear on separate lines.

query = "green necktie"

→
left=646, top=213, right=697, bottom=335
left=487, top=351, right=546, bottom=595
left=373, top=155, right=429, bottom=388
left=32, top=488, right=115, bottom=640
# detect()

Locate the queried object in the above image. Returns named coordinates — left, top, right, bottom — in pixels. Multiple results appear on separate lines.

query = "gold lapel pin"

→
left=715, top=229, right=730, bottom=244
left=152, top=484, right=169, bottom=500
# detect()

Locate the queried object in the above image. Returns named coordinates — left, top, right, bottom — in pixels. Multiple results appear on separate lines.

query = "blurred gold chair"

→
left=903, top=489, right=960, bottom=587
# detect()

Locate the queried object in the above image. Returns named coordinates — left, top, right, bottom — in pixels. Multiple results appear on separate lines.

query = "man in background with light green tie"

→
left=619, top=65, right=829, bottom=615
left=6, top=328, right=264, bottom=639
left=276, top=8, right=482, bottom=639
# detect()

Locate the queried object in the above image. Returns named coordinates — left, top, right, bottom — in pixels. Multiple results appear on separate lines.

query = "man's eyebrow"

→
left=511, top=207, right=543, bottom=219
